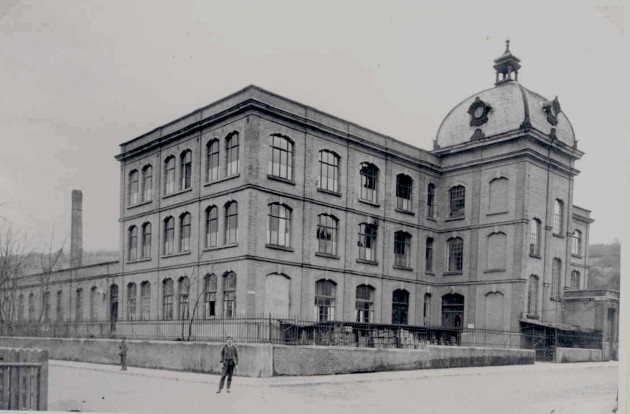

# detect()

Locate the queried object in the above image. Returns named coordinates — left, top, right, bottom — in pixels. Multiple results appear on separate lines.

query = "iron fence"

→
left=0, top=317, right=605, bottom=356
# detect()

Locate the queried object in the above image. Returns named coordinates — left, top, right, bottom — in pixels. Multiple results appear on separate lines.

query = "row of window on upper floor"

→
left=126, top=132, right=517, bottom=219
left=528, top=207, right=583, bottom=258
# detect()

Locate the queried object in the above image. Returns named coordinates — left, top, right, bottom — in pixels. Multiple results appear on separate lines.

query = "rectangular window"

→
left=142, top=166, right=153, bottom=202
left=165, top=158, right=175, bottom=195
left=181, top=151, right=192, bottom=190
left=164, top=219, right=174, bottom=255
left=225, top=203, right=238, bottom=244
left=268, top=135, right=293, bottom=180
left=427, top=184, right=435, bottom=218
left=355, top=286, right=374, bottom=323
left=207, top=141, right=219, bottom=182
left=318, top=151, right=339, bottom=193
left=226, top=134, right=239, bottom=176
left=358, top=224, right=377, bottom=262
left=396, top=175, right=412, bottom=211
left=425, top=238, right=434, bottom=272
left=394, top=233, right=411, bottom=268
left=206, top=207, right=218, bottom=248
left=142, top=224, right=152, bottom=259
left=129, top=171, right=139, bottom=205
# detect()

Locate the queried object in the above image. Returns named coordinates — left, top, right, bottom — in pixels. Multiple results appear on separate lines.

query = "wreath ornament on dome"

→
left=468, top=97, right=492, bottom=127
left=542, top=96, right=562, bottom=126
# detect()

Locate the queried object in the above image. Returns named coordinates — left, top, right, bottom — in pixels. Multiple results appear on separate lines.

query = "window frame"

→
left=204, top=274, right=217, bottom=319
left=128, top=225, right=138, bottom=261
left=425, top=237, right=434, bottom=272
left=164, top=156, right=176, bottom=195
left=224, top=201, right=238, bottom=245
left=355, top=284, right=375, bottom=323
left=223, top=272, right=237, bottom=318
left=394, top=231, right=412, bottom=269
left=226, top=132, right=239, bottom=177
left=141, top=165, right=153, bottom=202
left=141, top=222, right=152, bottom=259
left=269, top=134, right=294, bottom=181
left=449, top=185, right=466, bottom=218
left=180, top=150, right=192, bottom=190
left=358, top=223, right=377, bottom=263
left=427, top=183, right=435, bottom=218
left=127, top=282, right=137, bottom=321
left=318, top=150, right=340, bottom=193
left=267, top=203, right=292, bottom=248
left=128, top=169, right=139, bottom=206
left=359, top=162, right=379, bottom=203
left=179, top=213, right=191, bottom=252
left=206, top=139, right=220, bottom=182
left=163, top=216, right=175, bottom=255
left=447, top=237, right=464, bottom=273
left=140, top=281, right=151, bottom=321
left=315, top=279, right=336, bottom=322
left=553, top=199, right=564, bottom=235
left=316, top=214, right=338, bottom=256
left=395, top=174, right=413, bottom=212
left=162, top=278, right=174, bottom=320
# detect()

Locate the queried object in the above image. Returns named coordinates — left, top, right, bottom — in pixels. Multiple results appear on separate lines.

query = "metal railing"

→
left=0, top=363, right=42, bottom=411
left=0, top=317, right=605, bottom=355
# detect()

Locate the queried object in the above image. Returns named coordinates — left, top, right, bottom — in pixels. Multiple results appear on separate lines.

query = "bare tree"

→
left=36, top=229, right=67, bottom=322
left=0, top=222, right=32, bottom=325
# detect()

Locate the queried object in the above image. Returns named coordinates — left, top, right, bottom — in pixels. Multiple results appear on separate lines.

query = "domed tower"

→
left=429, top=41, right=589, bottom=333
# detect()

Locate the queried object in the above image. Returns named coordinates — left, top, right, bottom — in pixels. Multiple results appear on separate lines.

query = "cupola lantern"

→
left=493, top=40, right=521, bottom=85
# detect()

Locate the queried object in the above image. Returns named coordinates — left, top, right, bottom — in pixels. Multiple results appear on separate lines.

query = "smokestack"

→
left=70, top=189, right=83, bottom=268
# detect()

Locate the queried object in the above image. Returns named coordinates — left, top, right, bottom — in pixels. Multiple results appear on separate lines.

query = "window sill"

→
left=266, top=243, right=294, bottom=252
left=484, top=268, right=506, bottom=273
left=443, top=271, right=463, bottom=276
left=395, top=208, right=415, bottom=216
left=315, top=252, right=340, bottom=260
left=358, top=199, right=380, bottom=208
left=552, top=233, right=564, bottom=239
left=426, top=217, right=437, bottom=222
left=163, top=187, right=193, bottom=200
left=203, top=243, right=238, bottom=252
left=571, top=254, right=582, bottom=259
left=550, top=296, right=561, bottom=302
left=445, top=216, right=465, bottom=222
left=525, top=314, right=540, bottom=320
left=393, top=265, right=413, bottom=272
left=425, top=271, right=435, bottom=276
left=267, top=175, right=296, bottom=185
left=356, top=259, right=378, bottom=266
left=127, top=257, right=152, bottom=264
left=204, top=173, right=240, bottom=187
left=317, top=188, right=342, bottom=197
left=127, top=200, right=152, bottom=210
left=529, top=253, right=542, bottom=259
left=486, top=211, right=508, bottom=216
left=161, top=251, right=192, bottom=259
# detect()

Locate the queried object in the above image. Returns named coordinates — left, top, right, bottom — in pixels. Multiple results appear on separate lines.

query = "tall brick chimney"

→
left=70, top=189, right=83, bottom=268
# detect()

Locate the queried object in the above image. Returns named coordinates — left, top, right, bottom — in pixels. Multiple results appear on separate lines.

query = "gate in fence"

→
left=0, top=348, right=48, bottom=411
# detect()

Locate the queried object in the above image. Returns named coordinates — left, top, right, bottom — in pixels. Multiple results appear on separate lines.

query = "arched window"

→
left=394, top=231, right=412, bottom=269
left=225, top=201, right=238, bottom=244
left=109, top=284, right=119, bottom=323
left=318, top=150, right=339, bottom=193
left=392, top=289, right=409, bottom=325
left=572, top=230, right=582, bottom=256
left=267, top=203, right=292, bottom=247
left=269, top=134, right=294, bottom=180
left=529, top=218, right=541, bottom=256
left=128, top=170, right=139, bottom=206
left=178, top=277, right=190, bottom=320
left=425, top=237, right=434, bottom=272
left=316, top=214, right=338, bottom=255
left=164, top=156, right=176, bottom=195
left=527, top=275, right=539, bottom=317
left=75, top=288, right=83, bottom=322
left=206, top=139, right=220, bottom=182
left=140, top=281, right=151, bottom=320
left=423, top=293, right=432, bottom=326
left=570, top=270, right=581, bottom=290
left=358, top=223, right=377, bottom=262
left=355, top=284, right=375, bottom=323
left=162, top=278, right=174, bottom=320
left=447, top=237, right=464, bottom=272
left=141, top=222, right=152, bottom=259
left=488, top=177, right=508, bottom=213
left=56, top=290, right=63, bottom=322
left=163, top=216, right=174, bottom=255
left=42, top=291, right=51, bottom=322
left=128, top=226, right=138, bottom=261
left=226, top=132, right=239, bottom=176
left=126, top=283, right=136, bottom=320
left=142, top=165, right=153, bottom=202
left=204, top=274, right=217, bottom=318
left=449, top=185, right=466, bottom=217
left=179, top=213, right=191, bottom=252
left=359, top=162, right=379, bottom=203
left=551, top=258, right=562, bottom=298
left=441, top=293, right=464, bottom=329
left=553, top=199, right=564, bottom=235
left=427, top=183, right=435, bottom=218
left=487, top=232, right=506, bottom=270
left=90, top=286, right=99, bottom=320
left=223, top=272, right=237, bottom=318
left=17, top=294, right=24, bottom=322
left=180, top=150, right=192, bottom=190
left=396, top=174, right=413, bottom=212
left=205, top=206, right=218, bottom=248
left=315, top=279, right=336, bottom=322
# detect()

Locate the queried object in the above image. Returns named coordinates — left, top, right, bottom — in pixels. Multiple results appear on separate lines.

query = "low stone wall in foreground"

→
left=0, top=337, right=534, bottom=377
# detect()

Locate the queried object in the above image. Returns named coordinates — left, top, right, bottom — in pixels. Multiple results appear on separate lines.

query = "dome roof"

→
left=435, top=42, right=575, bottom=149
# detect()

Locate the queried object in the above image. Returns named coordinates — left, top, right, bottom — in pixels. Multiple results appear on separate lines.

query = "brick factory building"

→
left=9, top=43, right=618, bottom=350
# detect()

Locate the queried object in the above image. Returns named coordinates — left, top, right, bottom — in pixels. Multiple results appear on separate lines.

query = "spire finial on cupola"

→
left=493, top=39, right=521, bottom=85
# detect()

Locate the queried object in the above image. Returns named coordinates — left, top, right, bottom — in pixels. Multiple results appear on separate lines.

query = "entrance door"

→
left=110, top=284, right=119, bottom=332
left=441, top=293, right=464, bottom=329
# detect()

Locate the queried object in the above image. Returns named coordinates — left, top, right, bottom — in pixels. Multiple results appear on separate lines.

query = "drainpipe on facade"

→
left=541, top=134, right=556, bottom=323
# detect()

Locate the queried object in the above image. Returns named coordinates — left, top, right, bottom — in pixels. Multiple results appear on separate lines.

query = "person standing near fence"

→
left=217, top=336, right=238, bottom=393
left=119, top=337, right=128, bottom=371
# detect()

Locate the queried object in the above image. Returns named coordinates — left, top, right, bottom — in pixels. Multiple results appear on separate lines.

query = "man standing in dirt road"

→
left=217, top=336, right=238, bottom=393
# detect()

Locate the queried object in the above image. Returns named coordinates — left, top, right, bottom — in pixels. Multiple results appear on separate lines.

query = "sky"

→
left=0, top=0, right=627, bottom=252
